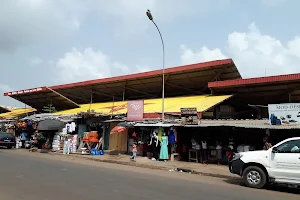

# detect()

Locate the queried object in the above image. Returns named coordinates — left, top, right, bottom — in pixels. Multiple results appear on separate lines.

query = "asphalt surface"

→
left=0, top=149, right=299, bottom=200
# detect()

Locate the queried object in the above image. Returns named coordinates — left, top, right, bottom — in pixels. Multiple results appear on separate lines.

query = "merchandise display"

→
left=63, top=140, right=70, bottom=154
left=70, top=134, right=78, bottom=153
left=52, top=133, right=61, bottom=152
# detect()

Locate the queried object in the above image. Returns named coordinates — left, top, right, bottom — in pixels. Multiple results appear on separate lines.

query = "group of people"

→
left=130, top=127, right=177, bottom=162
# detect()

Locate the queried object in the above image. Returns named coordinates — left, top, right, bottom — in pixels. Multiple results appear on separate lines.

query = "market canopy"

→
left=0, top=108, right=37, bottom=119
left=4, top=87, right=80, bottom=111
left=55, top=95, right=232, bottom=115
left=4, top=59, right=240, bottom=110
left=208, top=73, right=300, bottom=104
left=37, top=119, right=66, bottom=131
left=0, top=106, right=11, bottom=114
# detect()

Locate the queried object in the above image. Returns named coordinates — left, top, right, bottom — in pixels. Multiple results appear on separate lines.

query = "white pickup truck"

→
left=229, top=137, right=300, bottom=189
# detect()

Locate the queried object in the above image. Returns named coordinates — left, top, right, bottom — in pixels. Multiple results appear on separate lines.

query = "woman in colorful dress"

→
left=160, top=132, right=169, bottom=161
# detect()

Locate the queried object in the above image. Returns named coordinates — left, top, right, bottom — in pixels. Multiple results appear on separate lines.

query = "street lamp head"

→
left=146, top=9, right=153, bottom=21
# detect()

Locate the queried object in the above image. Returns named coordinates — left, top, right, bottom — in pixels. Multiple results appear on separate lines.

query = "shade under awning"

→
left=56, top=95, right=233, bottom=115
left=134, top=123, right=178, bottom=127
left=38, top=119, right=65, bottom=131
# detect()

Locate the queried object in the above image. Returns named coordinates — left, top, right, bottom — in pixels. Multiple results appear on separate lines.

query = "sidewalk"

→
left=47, top=151, right=236, bottom=179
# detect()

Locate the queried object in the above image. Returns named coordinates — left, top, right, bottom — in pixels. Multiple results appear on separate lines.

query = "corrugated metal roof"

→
left=185, top=119, right=300, bottom=129
left=208, top=73, right=300, bottom=88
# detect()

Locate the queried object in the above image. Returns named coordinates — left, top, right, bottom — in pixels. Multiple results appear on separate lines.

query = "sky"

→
left=1, top=0, right=300, bottom=107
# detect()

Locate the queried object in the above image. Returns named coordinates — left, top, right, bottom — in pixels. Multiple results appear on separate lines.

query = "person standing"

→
left=159, top=132, right=169, bottom=161
left=216, top=141, right=222, bottom=165
left=21, top=132, right=28, bottom=148
left=131, top=142, right=137, bottom=162
left=263, top=136, right=272, bottom=150
left=201, top=140, right=208, bottom=164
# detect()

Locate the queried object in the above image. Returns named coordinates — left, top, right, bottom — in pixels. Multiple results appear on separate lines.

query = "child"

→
left=131, top=142, right=137, bottom=161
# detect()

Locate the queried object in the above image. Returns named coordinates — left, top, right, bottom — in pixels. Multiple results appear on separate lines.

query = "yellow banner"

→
left=0, top=108, right=36, bottom=118
left=56, top=95, right=232, bottom=115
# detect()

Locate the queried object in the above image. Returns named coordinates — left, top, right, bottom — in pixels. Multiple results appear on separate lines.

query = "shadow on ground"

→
left=223, top=179, right=300, bottom=194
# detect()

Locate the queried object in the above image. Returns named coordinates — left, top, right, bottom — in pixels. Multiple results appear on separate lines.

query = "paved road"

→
left=0, top=150, right=299, bottom=200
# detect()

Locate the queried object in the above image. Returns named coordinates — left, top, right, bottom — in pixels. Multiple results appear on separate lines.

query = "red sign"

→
left=127, top=100, right=144, bottom=121
left=4, top=87, right=45, bottom=96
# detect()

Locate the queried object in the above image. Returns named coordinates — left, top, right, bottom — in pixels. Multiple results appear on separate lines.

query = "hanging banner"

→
left=127, top=100, right=144, bottom=121
left=181, top=108, right=198, bottom=125
left=268, top=103, right=300, bottom=125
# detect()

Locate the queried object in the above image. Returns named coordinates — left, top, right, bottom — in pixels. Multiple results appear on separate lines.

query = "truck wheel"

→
left=243, top=166, right=267, bottom=189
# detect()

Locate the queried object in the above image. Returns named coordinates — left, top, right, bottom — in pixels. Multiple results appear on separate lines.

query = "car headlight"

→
left=232, top=153, right=243, bottom=161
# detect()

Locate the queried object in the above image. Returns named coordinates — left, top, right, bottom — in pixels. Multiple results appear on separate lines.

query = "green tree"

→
left=43, top=103, right=57, bottom=113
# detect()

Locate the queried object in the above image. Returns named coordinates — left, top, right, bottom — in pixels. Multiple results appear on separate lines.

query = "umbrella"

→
left=110, top=126, right=126, bottom=134
left=38, top=119, right=65, bottom=131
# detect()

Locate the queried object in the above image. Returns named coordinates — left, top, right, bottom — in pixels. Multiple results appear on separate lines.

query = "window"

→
left=277, top=139, right=300, bottom=153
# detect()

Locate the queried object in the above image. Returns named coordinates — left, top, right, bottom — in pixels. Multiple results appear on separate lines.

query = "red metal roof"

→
left=4, top=87, right=80, bottom=111
left=50, top=59, right=235, bottom=90
left=208, top=73, right=300, bottom=88
left=3, top=59, right=241, bottom=111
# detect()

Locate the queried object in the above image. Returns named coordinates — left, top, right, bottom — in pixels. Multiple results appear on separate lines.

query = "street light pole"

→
left=146, top=9, right=165, bottom=122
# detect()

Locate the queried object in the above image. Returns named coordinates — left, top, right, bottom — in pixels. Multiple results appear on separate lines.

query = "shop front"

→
left=123, top=122, right=180, bottom=161
left=177, top=118, right=300, bottom=165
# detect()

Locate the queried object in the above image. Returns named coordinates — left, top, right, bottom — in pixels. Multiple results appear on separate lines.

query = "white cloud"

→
left=54, top=48, right=148, bottom=83
left=84, top=0, right=230, bottom=35
left=180, top=45, right=227, bottom=64
left=0, top=0, right=81, bottom=53
left=55, top=48, right=111, bottom=83
left=180, top=23, right=300, bottom=78
left=0, top=0, right=230, bottom=52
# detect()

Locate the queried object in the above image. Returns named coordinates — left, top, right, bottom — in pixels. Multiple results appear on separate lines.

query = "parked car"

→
left=0, top=132, right=16, bottom=149
left=229, top=137, right=300, bottom=189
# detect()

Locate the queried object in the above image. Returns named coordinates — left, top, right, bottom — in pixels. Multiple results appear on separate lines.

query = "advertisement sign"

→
left=127, top=100, right=144, bottom=121
left=4, top=87, right=45, bottom=96
left=181, top=108, right=198, bottom=125
left=268, top=103, right=300, bottom=125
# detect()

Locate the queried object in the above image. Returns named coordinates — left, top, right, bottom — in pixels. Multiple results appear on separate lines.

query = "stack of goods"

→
left=83, top=132, right=89, bottom=142
left=52, top=133, right=61, bottom=152
left=63, top=140, right=70, bottom=154
left=17, top=121, right=27, bottom=129
left=70, top=134, right=78, bottom=153
left=88, top=131, right=99, bottom=143
left=16, top=137, right=22, bottom=149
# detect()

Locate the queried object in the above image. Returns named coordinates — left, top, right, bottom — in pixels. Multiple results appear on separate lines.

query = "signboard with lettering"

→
left=180, top=108, right=198, bottom=125
left=4, top=87, right=45, bottom=96
left=268, top=103, right=300, bottom=125
left=127, top=100, right=144, bottom=121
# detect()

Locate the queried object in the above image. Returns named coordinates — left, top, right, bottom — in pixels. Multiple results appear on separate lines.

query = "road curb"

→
left=46, top=151, right=235, bottom=179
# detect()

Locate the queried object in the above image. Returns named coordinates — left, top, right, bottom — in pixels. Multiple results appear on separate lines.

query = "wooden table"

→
left=188, top=149, right=200, bottom=163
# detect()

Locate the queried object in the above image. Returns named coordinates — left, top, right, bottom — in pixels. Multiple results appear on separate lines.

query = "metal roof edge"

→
left=208, top=73, right=300, bottom=88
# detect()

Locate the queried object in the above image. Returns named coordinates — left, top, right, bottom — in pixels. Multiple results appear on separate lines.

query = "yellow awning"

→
left=0, top=108, right=36, bottom=118
left=56, top=95, right=232, bottom=115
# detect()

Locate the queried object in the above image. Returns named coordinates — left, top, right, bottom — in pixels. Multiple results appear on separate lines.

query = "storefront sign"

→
left=268, top=103, right=300, bottom=125
left=180, top=108, right=198, bottom=125
left=127, top=100, right=144, bottom=121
